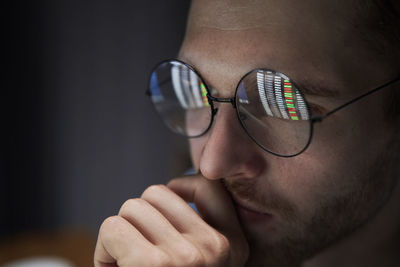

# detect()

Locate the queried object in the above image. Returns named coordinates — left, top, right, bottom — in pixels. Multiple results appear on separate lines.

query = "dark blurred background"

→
left=3, top=1, right=191, bottom=265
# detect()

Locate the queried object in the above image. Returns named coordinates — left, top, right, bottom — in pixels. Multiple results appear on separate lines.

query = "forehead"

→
left=179, top=0, right=386, bottom=97
left=188, top=0, right=352, bottom=31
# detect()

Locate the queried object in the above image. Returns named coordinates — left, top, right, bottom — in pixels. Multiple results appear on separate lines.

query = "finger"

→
left=167, top=175, right=240, bottom=234
left=94, top=215, right=156, bottom=267
left=140, top=184, right=209, bottom=234
left=142, top=185, right=241, bottom=266
left=118, top=198, right=187, bottom=248
left=168, top=175, right=249, bottom=265
left=140, top=183, right=233, bottom=264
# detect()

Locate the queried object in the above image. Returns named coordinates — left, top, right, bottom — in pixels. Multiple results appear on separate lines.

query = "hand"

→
left=94, top=175, right=249, bottom=267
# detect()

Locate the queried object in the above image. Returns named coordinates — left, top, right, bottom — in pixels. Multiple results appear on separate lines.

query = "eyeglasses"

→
left=147, top=59, right=399, bottom=157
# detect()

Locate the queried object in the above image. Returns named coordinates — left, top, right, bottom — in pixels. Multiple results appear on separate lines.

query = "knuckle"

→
left=207, top=231, right=231, bottom=259
left=141, top=184, right=168, bottom=199
left=120, top=249, right=171, bottom=267
left=149, top=250, right=173, bottom=267
left=119, top=198, right=147, bottom=215
left=100, top=215, right=122, bottom=232
left=177, top=245, right=203, bottom=266
left=166, top=178, right=180, bottom=186
left=99, top=215, right=124, bottom=240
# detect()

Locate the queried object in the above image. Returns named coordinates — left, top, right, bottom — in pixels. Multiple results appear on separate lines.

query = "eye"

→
left=307, top=102, right=326, bottom=116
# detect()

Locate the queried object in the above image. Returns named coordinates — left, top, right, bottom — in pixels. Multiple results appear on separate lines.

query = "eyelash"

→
left=307, top=102, right=325, bottom=116
left=207, top=84, right=325, bottom=118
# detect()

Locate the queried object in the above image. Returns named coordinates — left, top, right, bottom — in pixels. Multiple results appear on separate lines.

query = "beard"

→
left=222, top=137, right=398, bottom=267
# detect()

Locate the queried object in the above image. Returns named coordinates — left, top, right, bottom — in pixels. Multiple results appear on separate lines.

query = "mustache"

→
left=222, top=178, right=296, bottom=218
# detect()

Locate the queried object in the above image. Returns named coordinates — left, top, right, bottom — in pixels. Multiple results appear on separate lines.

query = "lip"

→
left=230, top=194, right=267, bottom=213
left=230, top=195, right=273, bottom=224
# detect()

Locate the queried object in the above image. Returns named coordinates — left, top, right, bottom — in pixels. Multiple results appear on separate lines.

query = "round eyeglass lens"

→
left=149, top=60, right=212, bottom=137
left=235, top=70, right=312, bottom=156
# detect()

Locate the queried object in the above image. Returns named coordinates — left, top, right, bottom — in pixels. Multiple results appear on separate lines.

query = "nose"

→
left=199, top=104, right=266, bottom=180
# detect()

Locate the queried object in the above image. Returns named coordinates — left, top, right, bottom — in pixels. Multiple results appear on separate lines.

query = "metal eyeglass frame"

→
left=147, top=59, right=400, bottom=157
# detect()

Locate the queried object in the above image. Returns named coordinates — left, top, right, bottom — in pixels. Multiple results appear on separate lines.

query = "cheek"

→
left=265, top=157, right=360, bottom=224
left=266, top=158, right=334, bottom=217
left=308, top=91, right=388, bottom=162
left=275, top=118, right=389, bottom=219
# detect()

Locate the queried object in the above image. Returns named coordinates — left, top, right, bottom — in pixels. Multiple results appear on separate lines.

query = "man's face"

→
left=178, top=0, right=398, bottom=266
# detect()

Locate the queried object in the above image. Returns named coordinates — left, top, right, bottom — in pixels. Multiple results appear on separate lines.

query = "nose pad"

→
left=212, top=107, right=219, bottom=116
left=238, top=111, right=247, bottom=121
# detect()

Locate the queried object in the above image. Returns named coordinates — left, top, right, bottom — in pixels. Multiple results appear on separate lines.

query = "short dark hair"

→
left=357, top=0, right=400, bottom=120
left=357, top=0, right=400, bottom=56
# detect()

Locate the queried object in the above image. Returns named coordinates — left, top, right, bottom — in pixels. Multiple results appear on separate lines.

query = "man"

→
left=94, top=0, right=400, bottom=266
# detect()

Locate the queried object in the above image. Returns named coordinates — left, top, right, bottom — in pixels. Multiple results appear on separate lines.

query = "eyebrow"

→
left=294, top=80, right=341, bottom=98
left=176, top=56, right=341, bottom=98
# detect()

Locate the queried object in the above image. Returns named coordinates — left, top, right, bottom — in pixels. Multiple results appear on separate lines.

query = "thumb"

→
left=167, top=175, right=249, bottom=265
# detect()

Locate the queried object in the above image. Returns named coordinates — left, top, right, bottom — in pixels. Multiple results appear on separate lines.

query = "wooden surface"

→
left=0, top=230, right=96, bottom=267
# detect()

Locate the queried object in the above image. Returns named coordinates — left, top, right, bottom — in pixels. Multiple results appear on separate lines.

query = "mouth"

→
left=230, top=194, right=274, bottom=224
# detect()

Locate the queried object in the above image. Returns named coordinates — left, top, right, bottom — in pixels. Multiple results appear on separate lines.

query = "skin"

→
left=94, top=0, right=400, bottom=266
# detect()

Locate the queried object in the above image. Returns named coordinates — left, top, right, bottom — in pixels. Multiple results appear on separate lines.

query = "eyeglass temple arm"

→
left=311, top=76, right=400, bottom=123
